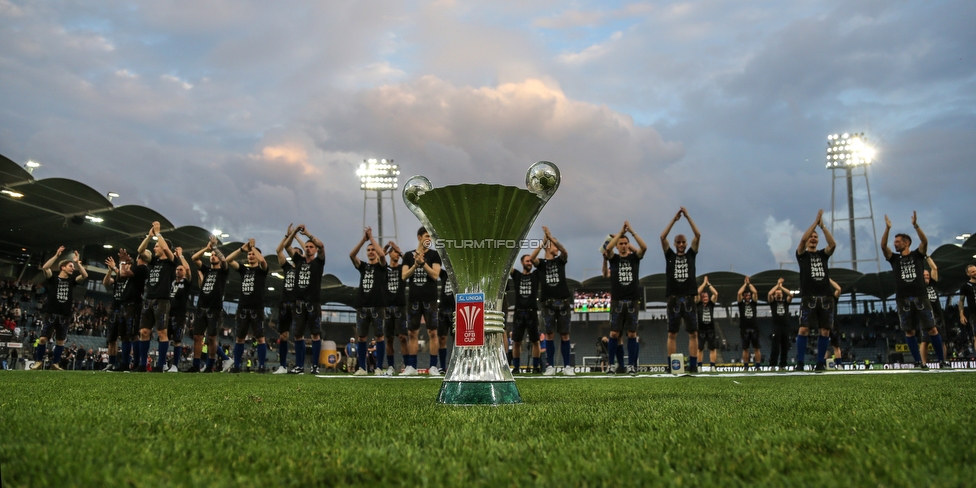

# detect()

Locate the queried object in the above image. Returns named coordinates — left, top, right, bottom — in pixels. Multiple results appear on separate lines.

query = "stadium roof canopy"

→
left=4, top=152, right=975, bottom=306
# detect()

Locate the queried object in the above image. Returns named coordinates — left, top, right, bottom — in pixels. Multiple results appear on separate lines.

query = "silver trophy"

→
left=402, top=161, right=560, bottom=405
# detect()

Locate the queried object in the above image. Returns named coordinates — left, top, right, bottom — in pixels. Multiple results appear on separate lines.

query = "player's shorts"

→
left=667, top=295, right=699, bottom=333
left=277, top=302, right=295, bottom=336
left=799, top=296, right=834, bottom=331
left=610, top=299, right=639, bottom=333
left=192, top=308, right=224, bottom=337
left=236, top=308, right=265, bottom=340
left=123, top=302, right=142, bottom=340
left=41, top=313, right=70, bottom=342
left=740, top=327, right=760, bottom=350
left=168, top=311, right=188, bottom=343
left=543, top=299, right=572, bottom=335
left=512, top=309, right=540, bottom=342
left=106, top=309, right=126, bottom=343
left=698, top=327, right=717, bottom=350
left=897, top=296, right=936, bottom=333
left=294, top=301, right=322, bottom=338
left=356, top=307, right=385, bottom=339
left=437, top=307, right=453, bottom=337
left=140, top=298, right=170, bottom=331
left=408, top=301, right=437, bottom=332
left=384, top=306, right=408, bottom=338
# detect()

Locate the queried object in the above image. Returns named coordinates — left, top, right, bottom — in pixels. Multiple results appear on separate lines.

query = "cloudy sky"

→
left=2, top=0, right=974, bottom=285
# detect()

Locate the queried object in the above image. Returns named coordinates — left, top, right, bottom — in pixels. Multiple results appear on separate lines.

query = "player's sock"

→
left=120, top=342, right=131, bottom=367
left=34, top=343, right=46, bottom=362
left=358, top=341, right=368, bottom=370
left=816, top=336, right=829, bottom=365
left=109, top=355, right=117, bottom=366
left=906, top=335, right=921, bottom=363
left=532, top=357, right=541, bottom=369
left=689, top=356, right=698, bottom=370
left=278, top=340, right=289, bottom=368
left=53, top=345, right=63, bottom=363
left=311, top=340, right=321, bottom=368
left=608, top=338, right=618, bottom=367
left=138, top=340, right=149, bottom=367
left=192, top=358, right=201, bottom=370
left=627, top=338, right=639, bottom=366
left=295, top=340, right=306, bottom=369
left=387, top=353, right=395, bottom=370
left=216, top=346, right=230, bottom=361
left=157, top=342, right=169, bottom=370
left=930, top=334, right=945, bottom=362
left=233, top=343, right=244, bottom=369
left=172, top=346, right=182, bottom=368
left=512, top=358, right=521, bottom=372
left=561, top=340, right=571, bottom=367
left=206, top=358, right=215, bottom=371
left=439, top=347, right=447, bottom=369
left=796, top=335, right=808, bottom=364
left=257, top=343, right=267, bottom=368
left=409, top=354, right=417, bottom=369
left=375, top=341, right=385, bottom=369
left=546, top=340, right=555, bottom=367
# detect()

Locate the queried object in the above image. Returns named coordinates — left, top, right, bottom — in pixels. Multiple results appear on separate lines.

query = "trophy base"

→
left=437, top=381, right=523, bottom=405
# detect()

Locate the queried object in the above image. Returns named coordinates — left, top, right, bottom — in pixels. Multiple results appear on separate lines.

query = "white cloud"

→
left=557, top=31, right=623, bottom=65
left=764, top=216, right=796, bottom=266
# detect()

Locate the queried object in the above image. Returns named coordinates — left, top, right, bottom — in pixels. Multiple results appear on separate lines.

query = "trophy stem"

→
left=438, top=310, right=521, bottom=405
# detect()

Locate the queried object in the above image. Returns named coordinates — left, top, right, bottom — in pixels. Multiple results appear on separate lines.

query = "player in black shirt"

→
left=510, top=254, right=541, bottom=374
left=401, top=227, right=441, bottom=376
left=285, top=224, right=326, bottom=375
left=350, top=227, right=387, bottom=376
left=136, top=221, right=176, bottom=372
left=921, top=257, right=945, bottom=365
left=119, top=249, right=150, bottom=372
left=767, top=278, right=793, bottom=371
left=957, top=264, right=976, bottom=354
left=101, top=252, right=128, bottom=371
left=603, top=221, right=648, bottom=375
left=660, top=207, right=702, bottom=373
left=30, top=247, right=88, bottom=370
left=736, top=277, right=761, bottom=370
left=383, top=241, right=408, bottom=375
left=191, top=236, right=230, bottom=373
left=696, top=277, right=719, bottom=370
left=795, top=210, right=836, bottom=372
left=226, top=238, right=270, bottom=374
left=881, top=213, right=946, bottom=368
left=533, top=226, right=575, bottom=376
left=273, top=224, right=304, bottom=374
left=165, top=248, right=191, bottom=372
left=437, top=268, right=454, bottom=374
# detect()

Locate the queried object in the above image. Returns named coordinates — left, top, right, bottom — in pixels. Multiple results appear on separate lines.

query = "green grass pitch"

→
left=2, top=371, right=975, bottom=487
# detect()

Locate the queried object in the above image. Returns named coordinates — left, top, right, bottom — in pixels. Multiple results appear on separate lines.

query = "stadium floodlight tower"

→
left=357, top=158, right=400, bottom=245
left=826, top=132, right=881, bottom=273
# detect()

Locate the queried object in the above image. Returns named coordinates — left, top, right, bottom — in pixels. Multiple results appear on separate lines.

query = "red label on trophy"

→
left=455, top=293, right=485, bottom=347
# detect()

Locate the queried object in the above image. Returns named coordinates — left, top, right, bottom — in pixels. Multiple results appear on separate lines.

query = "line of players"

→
left=28, top=209, right=976, bottom=374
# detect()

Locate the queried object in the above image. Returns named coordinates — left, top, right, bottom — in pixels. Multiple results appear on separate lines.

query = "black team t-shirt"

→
left=887, top=250, right=927, bottom=300
left=384, top=263, right=407, bottom=307
left=121, top=264, right=149, bottom=304
left=356, top=261, right=386, bottom=308
left=170, top=278, right=189, bottom=316
left=665, top=248, right=698, bottom=297
left=198, top=265, right=229, bottom=310
left=797, top=249, right=833, bottom=297
left=280, top=262, right=298, bottom=304
left=608, top=253, right=642, bottom=301
left=293, top=251, right=325, bottom=304
left=42, top=275, right=76, bottom=316
left=401, top=249, right=441, bottom=303
left=770, top=299, right=790, bottom=325
left=538, top=256, right=571, bottom=301
left=145, top=255, right=176, bottom=300
left=238, top=265, right=269, bottom=310
left=697, top=301, right=715, bottom=329
left=738, top=300, right=757, bottom=329
left=510, top=269, right=539, bottom=310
